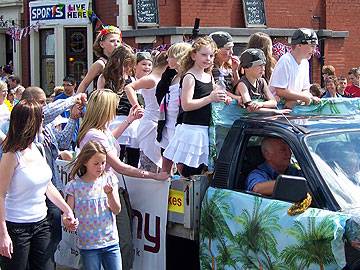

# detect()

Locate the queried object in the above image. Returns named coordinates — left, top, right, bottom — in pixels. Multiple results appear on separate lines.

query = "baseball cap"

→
left=240, top=48, right=266, bottom=68
left=209, top=31, right=234, bottom=49
left=136, top=52, right=152, bottom=63
left=291, top=28, right=318, bottom=45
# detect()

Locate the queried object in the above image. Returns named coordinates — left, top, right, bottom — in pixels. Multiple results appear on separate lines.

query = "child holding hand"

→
left=66, top=140, right=122, bottom=270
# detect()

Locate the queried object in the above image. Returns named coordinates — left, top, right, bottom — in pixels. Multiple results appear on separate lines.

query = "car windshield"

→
left=305, top=131, right=360, bottom=210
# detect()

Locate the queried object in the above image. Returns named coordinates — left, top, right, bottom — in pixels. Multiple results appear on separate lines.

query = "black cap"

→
left=291, top=28, right=318, bottom=45
left=136, top=52, right=152, bottom=63
left=209, top=31, right=234, bottom=49
left=240, top=48, right=266, bottom=68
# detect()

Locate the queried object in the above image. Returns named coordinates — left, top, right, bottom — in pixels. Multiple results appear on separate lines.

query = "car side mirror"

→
left=272, top=175, right=308, bottom=202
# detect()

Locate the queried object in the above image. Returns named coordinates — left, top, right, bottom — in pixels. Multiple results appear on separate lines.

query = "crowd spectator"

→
left=0, top=66, right=6, bottom=82
left=0, top=81, right=10, bottom=126
left=345, top=67, right=360, bottom=97
left=77, top=89, right=169, bottom=270
left=337, top=75, right=349, bottom=96
left=21, top=86, right=84, bottom=267
left=322, top=76, right=341, bottom=98
left=321, top=65, right=336, bottom=87
left=54, top=76, right=79, bottom=150
left=0, top=100, right=78, bottom=269
left=309, top=83, right=322, bottom=98
left=66, top=141, right=121, bottom=270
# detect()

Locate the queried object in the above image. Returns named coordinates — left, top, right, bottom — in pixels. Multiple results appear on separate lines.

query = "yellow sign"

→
left=168, top=189, right=184, bottom=213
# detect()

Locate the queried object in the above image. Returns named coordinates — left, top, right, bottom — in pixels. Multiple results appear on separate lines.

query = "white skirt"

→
left=163, top=124, right=209, bottom=167
left=137, top=118, right=162, bottom=168
left=109, top=115, right=140, bottom=148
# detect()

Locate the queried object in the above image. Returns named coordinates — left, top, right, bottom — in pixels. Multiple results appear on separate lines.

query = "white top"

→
left=5, top=143, right=52, bottom=223
left=142, top=87, right=159, bottom=122
left=269, top=52, right=311, bottom=96
left=165, top=83, right=180, bottom=129
left=138, top=87, right=162, bottom=167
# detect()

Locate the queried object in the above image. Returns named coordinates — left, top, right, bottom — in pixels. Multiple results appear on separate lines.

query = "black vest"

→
left=182, top=73, right=213, bottom=126
left=240, top=76, right=266, bottom=100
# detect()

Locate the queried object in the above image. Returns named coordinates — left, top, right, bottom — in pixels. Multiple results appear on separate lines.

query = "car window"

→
left=236, top=135, right=303, bottom=194
left=305, top=131, right=360, bottom=210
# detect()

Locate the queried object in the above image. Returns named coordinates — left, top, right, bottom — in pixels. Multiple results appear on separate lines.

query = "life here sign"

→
left=29, top=0, right=90, bottom=25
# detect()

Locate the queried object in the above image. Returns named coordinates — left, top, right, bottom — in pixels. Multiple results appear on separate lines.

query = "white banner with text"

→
left=121, top=176, right=170, bottom=270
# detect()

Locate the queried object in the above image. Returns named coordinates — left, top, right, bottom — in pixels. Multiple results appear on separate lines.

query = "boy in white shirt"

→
left=269, top=28, right=320, bottom=108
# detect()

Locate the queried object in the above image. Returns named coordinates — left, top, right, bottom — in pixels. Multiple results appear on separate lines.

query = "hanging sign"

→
left=29, top=0, right=90, bottom=25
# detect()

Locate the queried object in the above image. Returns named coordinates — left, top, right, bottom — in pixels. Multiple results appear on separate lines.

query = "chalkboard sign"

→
left=242, top=0, right=266, bottom=27
left=134, top=0, right=159, bottom=27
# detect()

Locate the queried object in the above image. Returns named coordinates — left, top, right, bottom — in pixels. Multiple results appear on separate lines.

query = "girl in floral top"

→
left=66, top=140, right=122, bottom=270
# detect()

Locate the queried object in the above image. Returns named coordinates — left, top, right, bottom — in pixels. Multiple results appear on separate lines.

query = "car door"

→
left=200, top=132, right=350, bottom=270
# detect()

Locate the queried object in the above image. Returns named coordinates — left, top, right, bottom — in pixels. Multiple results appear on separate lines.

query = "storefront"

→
left=0, top=0, right=23, bottom=76
left=29, top=0, right=93, bottom=95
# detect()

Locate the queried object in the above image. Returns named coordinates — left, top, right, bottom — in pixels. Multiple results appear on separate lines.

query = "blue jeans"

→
left=80, top=243, right=122, bottom=270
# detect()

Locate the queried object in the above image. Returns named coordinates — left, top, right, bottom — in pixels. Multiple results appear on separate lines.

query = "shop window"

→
left=65, top=28, right=87, bottom=84
left=40, top=29, right=55, bottom=95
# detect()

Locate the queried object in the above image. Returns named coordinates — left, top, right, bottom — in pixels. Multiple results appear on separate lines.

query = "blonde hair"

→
left=93, top=26, right=121, bottom=59
left=180, top=36, right=217, bottom=74
left=77, top=89, right=118, bottom=146
left=0, top=80, right=7, bottom=91
left=69, top=140, right=107, bottom=179
left=247, top=32, right=276, bottom=82
left=167, top=42, right=192, bottom=62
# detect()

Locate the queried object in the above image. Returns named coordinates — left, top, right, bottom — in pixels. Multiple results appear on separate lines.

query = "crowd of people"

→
left=0, top=25, right=359, bottom=270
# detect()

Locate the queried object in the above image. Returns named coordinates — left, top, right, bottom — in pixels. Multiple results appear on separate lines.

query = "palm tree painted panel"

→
left=200, top=187, right=350, bottom=270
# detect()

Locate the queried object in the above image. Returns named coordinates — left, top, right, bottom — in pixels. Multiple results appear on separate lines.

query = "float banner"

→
left=29, top=0, right=90, bottom=25
left=200, top=187, right=350, bottom=270
left=122, top=176, right=170, bottom=270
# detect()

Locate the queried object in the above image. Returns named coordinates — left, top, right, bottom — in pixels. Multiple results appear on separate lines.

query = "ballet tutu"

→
left=109, top=115, right=140, bottom=148
left=163, top=124, right=209, bottom=168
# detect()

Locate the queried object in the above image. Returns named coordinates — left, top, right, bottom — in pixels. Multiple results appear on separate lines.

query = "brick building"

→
left=0, top=0, right=359, bottom=93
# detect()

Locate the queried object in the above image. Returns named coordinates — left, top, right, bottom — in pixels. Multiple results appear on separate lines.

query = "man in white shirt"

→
left=269, top=28, right=320, bottom=108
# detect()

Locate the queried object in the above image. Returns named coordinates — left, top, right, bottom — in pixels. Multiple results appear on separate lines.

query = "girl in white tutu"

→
left=163, top=37, right=227, bottom=176
left=97, top=45, right=142, bottom=168
left=125, top=52, right=168, bottom=172
left=156, top=42, right=192, bottom=173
